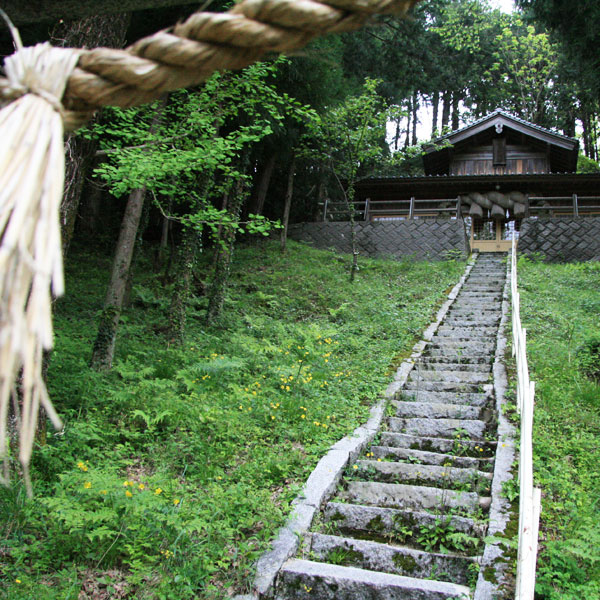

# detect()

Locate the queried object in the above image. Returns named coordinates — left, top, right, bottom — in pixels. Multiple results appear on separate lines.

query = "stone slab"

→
left=310, top=534, right=479, bottom=585
left=276, top=559, right=472, bottom=600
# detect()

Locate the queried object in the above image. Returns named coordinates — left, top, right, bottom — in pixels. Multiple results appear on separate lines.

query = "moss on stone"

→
left=392, top=552, right=417, bottom=573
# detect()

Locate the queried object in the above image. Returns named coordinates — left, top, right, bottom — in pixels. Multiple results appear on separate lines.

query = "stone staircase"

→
left=274, top=253, right=507, bottom=599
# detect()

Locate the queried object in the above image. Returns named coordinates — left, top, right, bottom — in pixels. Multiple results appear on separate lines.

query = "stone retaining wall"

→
left=287, top=220, right=469, bottom=261
left=518, top=217, right=600, bottom=262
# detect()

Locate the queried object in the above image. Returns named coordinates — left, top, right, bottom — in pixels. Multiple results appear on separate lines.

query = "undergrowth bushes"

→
left=517, top=257, right=600, bottom=599
left=0, top=241, right=464, bottom=599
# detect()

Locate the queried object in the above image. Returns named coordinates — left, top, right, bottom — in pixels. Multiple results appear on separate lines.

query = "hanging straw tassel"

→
left=0, top=31, right=84, bottom=496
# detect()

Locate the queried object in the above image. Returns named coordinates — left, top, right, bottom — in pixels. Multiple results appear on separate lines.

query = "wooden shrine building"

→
left=348, top=110, right=600, bottom=252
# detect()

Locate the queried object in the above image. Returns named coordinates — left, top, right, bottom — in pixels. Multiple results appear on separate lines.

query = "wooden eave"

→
left=356, top=173, right=600, bottom=202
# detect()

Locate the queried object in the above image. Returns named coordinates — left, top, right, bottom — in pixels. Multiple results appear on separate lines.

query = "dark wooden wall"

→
left=450, top=144, right=549, bottom=176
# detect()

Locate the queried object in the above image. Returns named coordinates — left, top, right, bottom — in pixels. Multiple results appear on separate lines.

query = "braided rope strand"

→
left=57, top=0, right=420, bottom=115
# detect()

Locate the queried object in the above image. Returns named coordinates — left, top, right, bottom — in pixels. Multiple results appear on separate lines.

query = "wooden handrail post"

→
left=573, top=194, right=579, bottom=217
left=365, top=197, right=370, bottom=222
left=409, top=196, right=415, bottom=219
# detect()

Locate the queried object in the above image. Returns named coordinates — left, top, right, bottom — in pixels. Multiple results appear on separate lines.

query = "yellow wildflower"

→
left=100, top=490, right=108, bottom=495
left=77, top=461, right=88, bottom=472
left=154, top=488, right=163, bottom=495
left=138, top=483, right=145, bottom=490
left=125, top=490, right=133, bottom=498
left=173, top=498, right=180, bottom=505
left=15, top=579, right=21, bottom=584
left=83, top=481, right=92, bottom=489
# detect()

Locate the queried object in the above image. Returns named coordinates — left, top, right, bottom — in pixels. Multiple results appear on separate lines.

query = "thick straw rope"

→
left=0, top=0, right=420, bottom=493
left=0, top=41, right=81, bottom=495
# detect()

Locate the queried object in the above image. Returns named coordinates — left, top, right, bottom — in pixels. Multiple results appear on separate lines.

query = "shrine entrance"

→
left=468, top=218, right=515, bottom=252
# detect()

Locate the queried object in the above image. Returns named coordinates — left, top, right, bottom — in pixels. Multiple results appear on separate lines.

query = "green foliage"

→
left=416, top=517, right=480, bottom=554
left=300, top=77, right=390, bottom=192
left=577, top=154, right=600, bottom=173
left=0, top=241, right=464, bottom=598
left=84, top=58, right=312, bottom=250
left=518, top=259, right=600, bottom=598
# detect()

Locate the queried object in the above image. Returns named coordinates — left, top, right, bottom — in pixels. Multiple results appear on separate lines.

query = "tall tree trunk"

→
left=90, top=186, right=146, bottom=370
left=90, top=101, right=165, bottom=370
left=581, top=109, right=592, bottom=158
left=431, top=91, right=439, bottom=138
left=123, top=191, right=151, bottom=308
left=411, top=92, right=418, bottom=146
left=441, top=91, right=451, bottom=131
left=252, top=152, right=276, bottom=215
left=393, top=115, right=402, bottom=151
left=168, top=228, right=198, bottom=344
left=348, top=182, right=359, bottom=283
left=206, top=180, right=247, bottom=325
left=280, top=154, right=296, bottom=252
left=316, top=168, right=327, bottom=220
left=156, top=197, right=173, bottom=270
left=79, top=159, right=105, bottom=237
left=404, top=98, right=411, bottom=149
left=51, top=13, right=130, bottom=256
left=590, top=113, right=598, bottom=161
left=451, top=93, right=460, bottom=131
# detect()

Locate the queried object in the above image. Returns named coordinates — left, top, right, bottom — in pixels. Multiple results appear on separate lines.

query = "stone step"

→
left=450, top=303, right=501, bottom=311
left=369, top=445, right=491, bottom=470
left=344, top=481, right=489, bottom=514
left=353, top=460, right=492, bottom=493
left=276, top=560, right=472, bottom=600
left=380, top=432, right=496, bottom=458
left=408, top=370, right=490, bottom=384
left=442, top=319, right=500, bottom=327
left=403, top=381, right=488, bottom=393
left=429, top=341, right=495, bottom=351
left=446, top=309, right=501, bottom=318
left=452, top=293, right=502, bottom=300
left=418, top=356, right=492, bottom=366
left=426, top=343, right=495, bottom=355
left=436, top=326, right=498, bottom=336
left=392, top=400, right=482, bottom=420
left=457, top=293, right=502, bottom=300
left=398, top=390, right=490, bottom=406
left=387, top=417, right=488, bottom=439
left=309, top=534, right=480, bottom=585
left=416, top=361, right=491, bottom=372
left=423, top=349, right=495, bottom=361
left=323, top=503, right=486, bottom=542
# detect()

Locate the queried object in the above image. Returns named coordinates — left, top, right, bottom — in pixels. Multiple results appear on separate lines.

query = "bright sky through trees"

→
left=489, top=0, right=514, bottom=12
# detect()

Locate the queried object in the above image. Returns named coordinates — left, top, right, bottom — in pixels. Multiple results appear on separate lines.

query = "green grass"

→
left=0, top=240, right=464, bottom=599
left=517, top=257, right=600, bottom=600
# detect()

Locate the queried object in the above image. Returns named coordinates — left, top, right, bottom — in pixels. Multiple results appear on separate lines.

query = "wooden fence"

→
left=511, top=235, right=542, bottom=599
